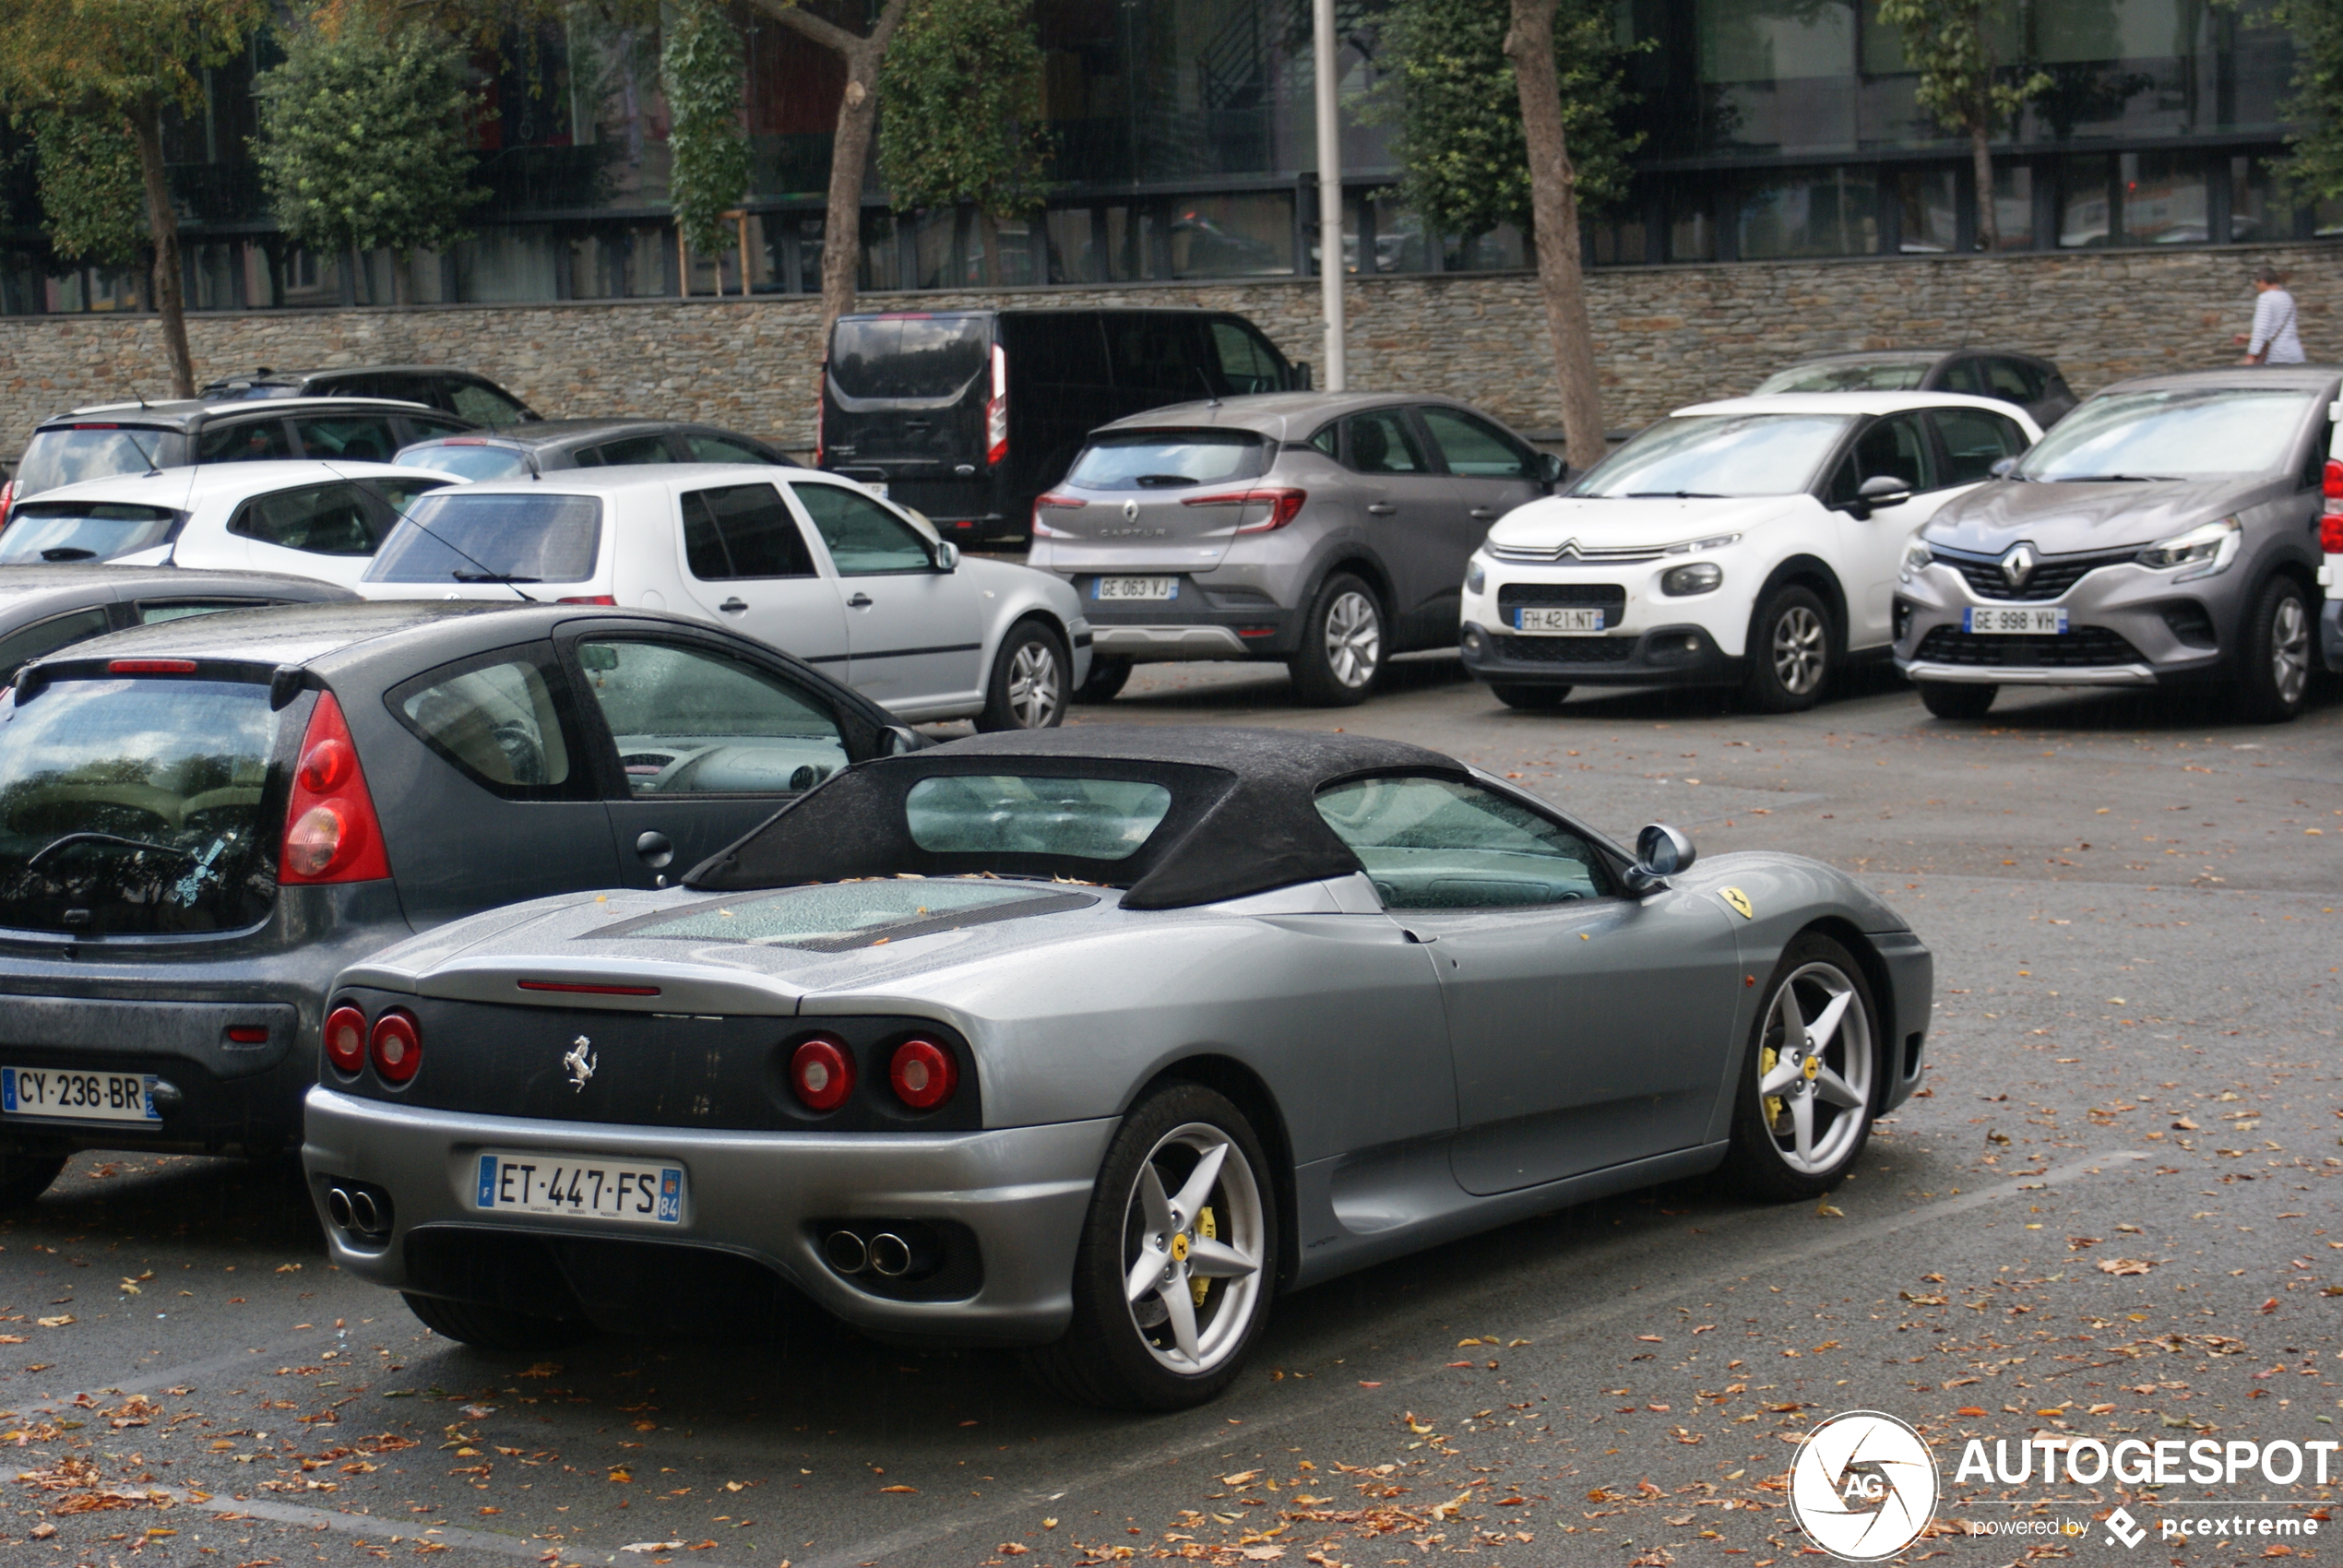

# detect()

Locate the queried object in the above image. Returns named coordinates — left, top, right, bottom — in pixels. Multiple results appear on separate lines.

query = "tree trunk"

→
left=1970, top=118, right=1999, bottom=252
left=127, top=103, right=194, bottom=398
left=1504, top=0, right=1605, bottom=472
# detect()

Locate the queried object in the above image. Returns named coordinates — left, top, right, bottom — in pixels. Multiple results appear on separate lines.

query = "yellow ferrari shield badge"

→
left=1721, top=887, right=1754, bottom=921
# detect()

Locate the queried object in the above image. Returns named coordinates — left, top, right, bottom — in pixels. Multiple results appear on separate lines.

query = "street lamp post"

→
left=1314, top=0, right=1346, bottom=390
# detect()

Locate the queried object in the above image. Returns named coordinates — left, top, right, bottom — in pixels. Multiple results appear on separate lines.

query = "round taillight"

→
left=323, top=1004, right=368, bottom=1075
left=888, top=1039, right=957, bottom=1111
left=284, top=803, right=347, bottom=877
left=370, top=1009, right=421, bottom=1085
left=790, top=1036, right=854, bottom=1111
left=297, top=737, right=353, bottom=794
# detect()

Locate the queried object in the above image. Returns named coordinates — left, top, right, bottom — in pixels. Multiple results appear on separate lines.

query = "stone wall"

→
left=3, top=241, right=2336, bottom=462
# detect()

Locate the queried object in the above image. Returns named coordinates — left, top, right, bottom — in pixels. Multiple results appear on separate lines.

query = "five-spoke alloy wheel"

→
left=1289, top=573, right=1385, bottom=707
left=1719, top=932, right=1880, bottom=1199
left=977, top=620, right=1070, bottom=731
left=1742, top=584, right=1833, bottom=713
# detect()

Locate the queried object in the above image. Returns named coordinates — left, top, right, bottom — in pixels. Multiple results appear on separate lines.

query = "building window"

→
left=1895, top=167, right=1958, bottom=254
left=1989, top=164, right=2034, bottom=250
left=1445, top=225, right=1528, bottom=272
left=2056, top=154, right=2115, bottom=248
left=1169, top=192, right=1293, bottom=279
left=1738, top=168, right=1879, bottom=258
left=2120, top=151, right=2207, bottom=245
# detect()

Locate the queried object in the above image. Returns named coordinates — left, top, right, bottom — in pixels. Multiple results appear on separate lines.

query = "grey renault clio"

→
left=1893, top=366, right=2337, bottom=722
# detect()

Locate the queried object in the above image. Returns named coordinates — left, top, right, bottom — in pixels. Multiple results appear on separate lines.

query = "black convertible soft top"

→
left=684, top=725, right=1469, bottom=909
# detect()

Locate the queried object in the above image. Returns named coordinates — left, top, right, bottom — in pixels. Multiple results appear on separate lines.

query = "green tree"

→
left=254, top=18, right=488, bottom=303
left=32, top=108, right=147, bottom=274
left=661, top=0, right=753, bottom=274
left=1873, top=0, right=2049, bottom=250
left=2250, top=0, right=2343, bottom=202
left=0, top=0, right=266, bottom=395
left=876, top=0, right=1051, bottom=283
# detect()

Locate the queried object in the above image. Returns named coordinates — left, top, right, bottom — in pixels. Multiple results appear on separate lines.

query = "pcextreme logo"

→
left=1788, top=1410, right=1941, bottom=1562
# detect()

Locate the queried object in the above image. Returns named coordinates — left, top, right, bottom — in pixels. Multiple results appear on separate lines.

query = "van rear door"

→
left=822, top=314, right=993, bottom=523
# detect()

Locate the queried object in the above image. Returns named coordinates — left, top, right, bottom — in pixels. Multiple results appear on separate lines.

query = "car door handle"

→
left=847, top=591, right=874, bottom=608
left=1469, top=506, right=1497, bottom=519
left=635, top=830, right=674, bottom=869
left=1365, top=503, right=1397, bottom=517
left=1399, top=927, right=1437, bottom=944
left=718, top=597, right=747, bottom=612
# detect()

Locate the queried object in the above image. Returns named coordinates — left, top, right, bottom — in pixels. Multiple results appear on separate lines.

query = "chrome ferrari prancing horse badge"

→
left=562, top=1036, right=597, bottom=1092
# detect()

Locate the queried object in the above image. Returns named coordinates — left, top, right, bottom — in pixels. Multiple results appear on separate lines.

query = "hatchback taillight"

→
left=370, top=1009, right=421, bottom=1084
left=888, top=1039, right=957, bottom=1111
left=791, top=1036, right=854, bottom=1111
left=985, top=343, right=1008, bottom=466
left=2325, top=513, right=2343, bottom=555
left=280, top=692, right=390, bottom=885
left=324, top=1005, right=368, bottom=1075
left=2325, top=457, right=2342, bottom=503
left=1030, top=493, right=1086, bottom=537
left=1183, top=487, right=1308, bottom=533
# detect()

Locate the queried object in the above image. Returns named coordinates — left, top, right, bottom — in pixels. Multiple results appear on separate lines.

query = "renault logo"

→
left=1999, top=543, right=2037, bottom=588
left=1122, top=499, right=1140, bottom=522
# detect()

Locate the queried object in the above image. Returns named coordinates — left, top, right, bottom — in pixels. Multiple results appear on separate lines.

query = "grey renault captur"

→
left=0, top=600, right=917, bottom=1206
left=1893, top=366, right=2337, bottom=722
left=1025, top=393, right=1564, bottom=706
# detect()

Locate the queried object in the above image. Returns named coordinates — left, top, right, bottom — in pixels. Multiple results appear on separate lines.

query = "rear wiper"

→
left=1624, top=491, right=1728, bottom=499
left=26, top=831, right=194, bottom=872
left=41, top=547, right=97, bottom=562
left=1132, top=474, right=1196, bottom=488
left=452, top=571, right=542, bottom=584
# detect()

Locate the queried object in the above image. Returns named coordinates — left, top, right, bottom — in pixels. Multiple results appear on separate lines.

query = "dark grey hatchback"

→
left=0, top=601, right=914, bottom=1204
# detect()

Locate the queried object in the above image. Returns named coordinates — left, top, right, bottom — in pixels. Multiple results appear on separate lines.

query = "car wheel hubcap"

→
left=1006, top=640, right=1062, bottom=727
left=1755, top=960, right=1873, bottom=1176
left=1120, top=1123, right=1265, bottom=1375
left=2271, top=596, right=2309, bottom=706
left=1771, top=605, right=1826, bottom=695
left=1324, top=591, right=1381, bottom=688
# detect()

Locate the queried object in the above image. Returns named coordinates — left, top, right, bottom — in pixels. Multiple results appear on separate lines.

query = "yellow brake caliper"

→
left=1191, top=1206, right=1217, bottom=1307
left=1760, top=1046, right=1785, bottom=1131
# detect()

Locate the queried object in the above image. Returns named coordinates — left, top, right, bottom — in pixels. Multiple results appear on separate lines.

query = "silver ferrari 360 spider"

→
left=303, top=727, right=1931, bottom=1409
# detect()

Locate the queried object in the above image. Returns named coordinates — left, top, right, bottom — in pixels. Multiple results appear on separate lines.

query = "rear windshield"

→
left=0, top=502, right=179, bottom=564
left=364, top=493, right=601, bottom=585
left=829, top=316, right=989, bottom=401
left=1571, top=413, right=1855, bottom=499
left=15, top=426, right=183, bottom=499
left=1064, top=431, right=1270, bottom=490
left=394, top=442, right=529, bottom=481
left=905, top=775, right=1173, bottom=860
left=0, top=676, right=280, bottom=935
left=2016, top=387, right=2315, bottom=480
left=1753, top=359, right=1933, bottom=395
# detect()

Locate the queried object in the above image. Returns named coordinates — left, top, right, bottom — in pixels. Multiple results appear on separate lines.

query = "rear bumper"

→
left=303, top=1088, right=1115, bottom=1347
left=1459, top=621, right=1741, bottom=688
left=1083, top=609, right=1296, bottom=661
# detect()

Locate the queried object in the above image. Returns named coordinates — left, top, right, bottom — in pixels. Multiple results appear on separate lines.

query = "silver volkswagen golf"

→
left=1894, top=366, right=2337, bottom=722
left=1026, top=393, right=1563, bottom=706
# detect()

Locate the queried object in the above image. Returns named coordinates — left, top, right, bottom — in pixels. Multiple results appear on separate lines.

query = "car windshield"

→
left=905, top=775, right=1173, bottom=861
left=394, top=443, right=529, bottom=481
left=1570, top=412, right=1855, bottom=498
left=364, top=493, right=601, bottom=584
left=0, top=675, right=280, bottom=935
left=1064, top=431, right=1269, bottom=490
left=2016, top=387, right=2316, bottom=480
left=1753, top=359, right=1933, bottom=394
left=14, top=427, right=184, bottom=499
left=828, top=315, right=989, bottom=400
left=0, top=502, right=179, bottom=564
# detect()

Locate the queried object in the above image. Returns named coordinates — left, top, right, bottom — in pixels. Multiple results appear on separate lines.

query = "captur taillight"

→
left=791, top=1036, right=854, bottom=1111
left=1030, top=493, right=1086, bottom=537
left=1182, top=487, right=1308, bottom=533
left=324, top=1005, right=368, bottom=1074
left=888, top=1039, right=957, bottom=1111
left=369, top=1009, right=421, bottom=1085
left=280, top=692, right=390, bottom=885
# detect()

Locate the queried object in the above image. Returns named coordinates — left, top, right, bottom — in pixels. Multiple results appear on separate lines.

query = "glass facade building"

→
left=0, top=0, right=2327, bottom=315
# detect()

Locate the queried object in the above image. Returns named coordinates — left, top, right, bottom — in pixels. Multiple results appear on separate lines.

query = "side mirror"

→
left=1988, top=456, right=2018, bottom=479
left=1538, top=451, right=1568, bottom=490
left=932, top=540, right=960, bottom=572
left=885, top=724, right=925, bottom=754
left=1858, top=473, right=1913, bottom=508
left=1625, top=823, right=1695, bottom=896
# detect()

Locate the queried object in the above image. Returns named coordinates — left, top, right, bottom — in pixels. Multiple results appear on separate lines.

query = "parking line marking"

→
left=30, top=1326, right=341, bottom=1415
left=799, top=1148, right=2147, bottom=1568
left=167, top=1488, right=756, bottom=1568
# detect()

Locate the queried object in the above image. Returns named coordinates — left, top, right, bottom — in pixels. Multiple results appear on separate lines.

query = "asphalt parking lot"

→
left=4, top=660, right=2338, bottom=1568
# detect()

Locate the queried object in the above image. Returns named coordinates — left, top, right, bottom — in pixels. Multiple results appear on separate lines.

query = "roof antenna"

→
left=1194, top=365, right=1220, bottom=408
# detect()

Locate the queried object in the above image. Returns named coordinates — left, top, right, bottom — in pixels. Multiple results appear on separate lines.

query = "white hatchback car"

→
left=353, top=465, right=1091, bottom=729
left=0, top=460, right=459, bottom=587
left=1458, top=392, right=2042, bottom=711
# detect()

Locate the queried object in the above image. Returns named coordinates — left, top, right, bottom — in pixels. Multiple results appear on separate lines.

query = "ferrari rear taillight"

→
left=324, top=1005, right=368, bottom=1075
left=985, top=343, right=1008, bottom=466
left=280, top=692, right=391, bottom=885
left=888, top=1039, right=957, bottom=1111
left=791, top=1036, right=854, bottom=1111
left=369, top=1009, right=421, bottom=1084
left=1182, top=487, right=1308, bottom=533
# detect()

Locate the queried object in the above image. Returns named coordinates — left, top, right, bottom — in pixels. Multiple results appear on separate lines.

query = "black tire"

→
left=2237, top=574, right=2313, bottom=724
left=1075, top=656, right=1134, bottom=705
left=975, top=619, right=1070, bottom=731
left=1024, top=1083, right=1278, bottom=1411
left=1286, top=573, right=1384, bottom=707
left=0, top=1152, right=65, bottom=1207
left=1489, top=683, right=1571, bottom=710
left=1741, top=584, right=1833, bottom=714
left=1916, top=680, right=1996, bottom=719
left=1715, top=932, right=1882, bottom=1203
left=402, top=1292, right=598, bottom=1352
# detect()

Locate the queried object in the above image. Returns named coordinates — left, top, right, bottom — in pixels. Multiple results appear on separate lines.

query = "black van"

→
left=818, top=307, right=1305, bottom=543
